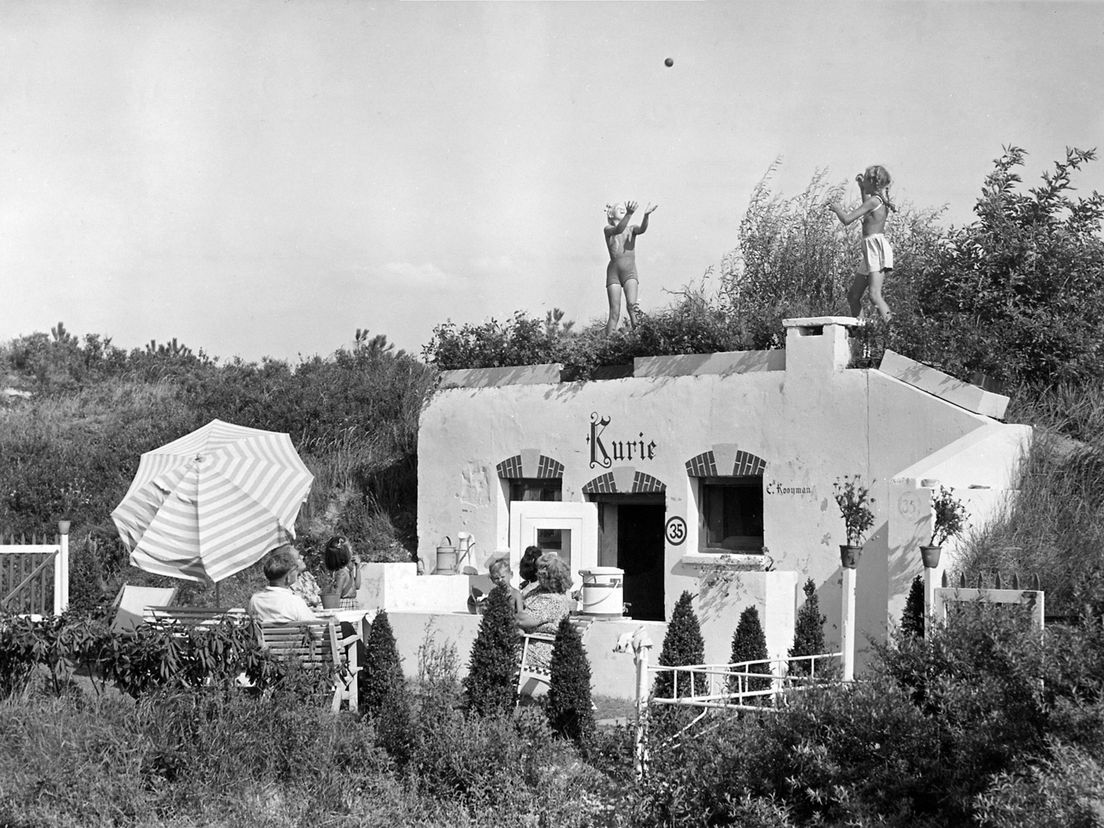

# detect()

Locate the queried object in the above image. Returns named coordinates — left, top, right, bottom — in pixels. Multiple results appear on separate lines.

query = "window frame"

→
left=698, top=474, right=765, bottom=554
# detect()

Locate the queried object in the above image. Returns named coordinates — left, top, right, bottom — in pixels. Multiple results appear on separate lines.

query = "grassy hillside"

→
left=0, top=329, right=436, bottom=610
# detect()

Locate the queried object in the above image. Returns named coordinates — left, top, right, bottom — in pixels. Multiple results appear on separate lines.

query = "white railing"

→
left=649, top=651, right=844, bottom=710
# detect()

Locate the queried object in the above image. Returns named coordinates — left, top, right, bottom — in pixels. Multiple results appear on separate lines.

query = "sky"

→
left=2, top=1, right=1103, bottom=364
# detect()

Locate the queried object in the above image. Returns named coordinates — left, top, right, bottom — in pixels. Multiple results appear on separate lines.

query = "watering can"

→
left=434, top=533, right=475, bottom=575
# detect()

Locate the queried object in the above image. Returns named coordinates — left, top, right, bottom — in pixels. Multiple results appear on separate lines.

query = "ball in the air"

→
left=664, top=57, right=674, bottom=67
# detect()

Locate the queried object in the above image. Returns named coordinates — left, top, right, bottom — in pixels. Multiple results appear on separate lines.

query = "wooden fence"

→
left=0, top=522, right=71, bottom=616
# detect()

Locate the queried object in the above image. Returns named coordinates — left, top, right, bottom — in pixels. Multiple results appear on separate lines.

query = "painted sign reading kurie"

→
left=586, top=412, right=658, bottom=469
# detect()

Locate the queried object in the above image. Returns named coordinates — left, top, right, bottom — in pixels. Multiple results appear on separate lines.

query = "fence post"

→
left=922, top=559, right=940, bottom=640
left=56, top=520, right=70, bottom=615
left=841, top=566, right=857, bottom=681
left=632, top=630, right=653, bottom=780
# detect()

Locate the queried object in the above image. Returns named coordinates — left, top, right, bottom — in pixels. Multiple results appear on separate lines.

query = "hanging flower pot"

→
left=834, top=476, right=875, bottom=570
left=919, top=544, right=943, bottom=568
left=839, top=544, right=863, bottom=569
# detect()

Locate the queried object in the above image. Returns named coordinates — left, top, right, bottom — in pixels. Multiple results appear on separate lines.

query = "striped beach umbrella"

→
left=111, top=419, right=314, bottom=583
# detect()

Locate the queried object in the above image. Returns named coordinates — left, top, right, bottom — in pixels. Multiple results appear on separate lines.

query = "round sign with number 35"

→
left=665, top=516, right=687, bottom=546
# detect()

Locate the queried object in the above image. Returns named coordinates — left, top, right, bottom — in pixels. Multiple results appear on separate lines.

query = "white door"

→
left=509, top=501, right=598, bottom=590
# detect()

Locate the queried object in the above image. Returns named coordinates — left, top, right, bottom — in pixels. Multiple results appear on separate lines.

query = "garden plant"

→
left=834, top=475, right=876, bottom=547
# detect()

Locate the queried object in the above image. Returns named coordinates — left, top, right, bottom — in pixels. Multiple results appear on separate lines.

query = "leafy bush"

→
left=729, top=605, right=770, bottom=697
left=654, top=591, right=704, bottom=698
left=639, top=604, right=1104, bottom=826
left=720, top=163, right=853, bottom=348
left=900, top=146, right=1104, bottom=387
left=789, top=578, right=827, bottom=676
left=422, top=309, right=571, bottom=370
left=464, top=584, right=518, bottom=716
left=546, top=615, right=595, bottom=750
left=974, top=739, right=1104, bottom=828
left=99, top=618, right=272, bottom=699
left=422, top=291, right=752, bottom=381
left=0, top=611, right=277, bottom=701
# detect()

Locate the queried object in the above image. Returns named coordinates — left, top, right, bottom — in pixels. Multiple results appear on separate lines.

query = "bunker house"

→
left=363, top=317, right=1028, bottom=698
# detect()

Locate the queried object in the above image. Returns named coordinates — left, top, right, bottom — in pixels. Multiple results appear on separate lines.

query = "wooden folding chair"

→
left=110, top=584, right=178, bottom=632
left=516, top=614, right=593, bottom=699
left=256, top=619, right=361, bottom=713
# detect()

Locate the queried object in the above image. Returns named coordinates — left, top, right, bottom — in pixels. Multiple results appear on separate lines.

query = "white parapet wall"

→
left=357, top=562, right=473, bottom=614
left=385, top=609, right=668, bottom=699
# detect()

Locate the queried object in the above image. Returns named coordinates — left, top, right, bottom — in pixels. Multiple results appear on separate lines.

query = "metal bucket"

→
left=578, top=567, right=625, bottom=615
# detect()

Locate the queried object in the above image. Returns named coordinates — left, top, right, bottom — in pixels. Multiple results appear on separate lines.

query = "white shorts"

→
left=859, top=234, right=894, bottom=275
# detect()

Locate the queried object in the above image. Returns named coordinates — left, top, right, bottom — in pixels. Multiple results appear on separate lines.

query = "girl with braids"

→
left=828, top=165, right=896, bottom=321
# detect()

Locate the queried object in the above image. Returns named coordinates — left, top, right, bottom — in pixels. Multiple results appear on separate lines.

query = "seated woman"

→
left=514, top=552, right=574, bottom=672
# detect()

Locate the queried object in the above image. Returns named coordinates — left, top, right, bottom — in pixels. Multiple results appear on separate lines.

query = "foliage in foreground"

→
left=729, top=605, right=770, bottom=696
left=901, top=574, right=926, bottom=639
left=8, top=603, right=1104, bottom=826
left=654, top=590, right=704, bottom=698
left=789, top=577, right=827, bottom=675
left=547, top=614, right=595, bottom=751
left=0, top=615, right=628, bottom=828
left=636, top=605, right=1104, bottom=827
left=464, top=584, right=518, bottom=716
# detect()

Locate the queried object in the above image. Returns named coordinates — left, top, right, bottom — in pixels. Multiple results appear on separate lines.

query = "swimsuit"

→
left=605, top=228, right=639, bottom=287
left=859, top=233, right=894, bottom=275
left=606, top=253, right=638, bottom=287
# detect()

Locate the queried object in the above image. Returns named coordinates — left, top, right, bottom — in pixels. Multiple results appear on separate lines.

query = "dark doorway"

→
left=617, top=503, right=666, bottom=621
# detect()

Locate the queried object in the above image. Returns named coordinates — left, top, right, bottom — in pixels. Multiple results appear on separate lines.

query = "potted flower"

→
left=833, top=475, right=875, bottom=569
left=922, top=486, right=968, bottom=568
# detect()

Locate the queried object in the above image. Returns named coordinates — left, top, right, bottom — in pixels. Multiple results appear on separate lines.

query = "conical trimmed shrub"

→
left=363, top=609, right=405, bottom=714
left=655, top=591, right=704, bottom=697
left=464, top=583, right=518, bottom=715
left=362, top=609, right=411, bottom=760
left=730, top=605, right=771, bottom=696
left=546, top=615, right=594, bottom=750
left=901, top=575, right=925, bottom=639
left=789, top=578, right=827, bottom=676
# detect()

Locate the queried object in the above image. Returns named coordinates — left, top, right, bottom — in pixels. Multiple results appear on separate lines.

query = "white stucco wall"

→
left=415, top=320, right=1031, bottom=672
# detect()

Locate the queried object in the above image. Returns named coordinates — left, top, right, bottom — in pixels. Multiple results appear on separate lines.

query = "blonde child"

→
left=489, top=557, right=524, bottom=614
left=604, top=200, right=658, bottom=335
left=827, top=165, right=896, bottom=321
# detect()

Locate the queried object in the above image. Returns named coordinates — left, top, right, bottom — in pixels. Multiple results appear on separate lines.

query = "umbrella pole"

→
left=215, top=580, right=221, bottom=607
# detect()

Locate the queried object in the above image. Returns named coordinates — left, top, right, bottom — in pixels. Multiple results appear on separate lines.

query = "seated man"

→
left=248, top=544, right=319, bottom=623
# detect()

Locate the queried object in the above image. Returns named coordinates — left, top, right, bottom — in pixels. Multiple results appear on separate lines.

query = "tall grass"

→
left=957, top=379, right=1104, bottom=615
